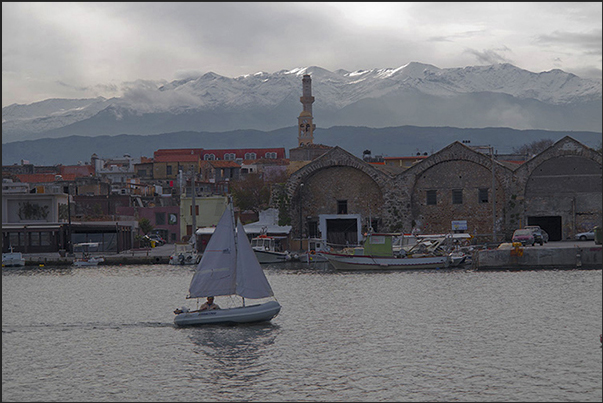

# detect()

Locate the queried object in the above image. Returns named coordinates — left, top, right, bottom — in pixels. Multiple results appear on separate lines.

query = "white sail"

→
left=188, top=203, right=237, bottom=298
left=235, top=220, right=275, bottom=299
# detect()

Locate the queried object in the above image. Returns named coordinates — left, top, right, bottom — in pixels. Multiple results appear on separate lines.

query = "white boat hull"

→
left=174, top=300, right=281, bottom=327
left=253, top=249, right=290, bottom=264
left=169, top=254, right=199, bottom=265
left=2, top=252, right=25, bottom=267
left=73, top=257, right=104, bottom=267
left=322, top=252, right=450, bottom=271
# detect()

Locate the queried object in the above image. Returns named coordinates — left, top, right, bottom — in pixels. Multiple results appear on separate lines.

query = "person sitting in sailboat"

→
left=174, top=296, right=220, bottom=314
left=198, top=296, right=220, bottom=311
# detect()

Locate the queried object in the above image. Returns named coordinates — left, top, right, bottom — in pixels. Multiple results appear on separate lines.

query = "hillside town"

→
left=2, top=75, right=602, bottom=258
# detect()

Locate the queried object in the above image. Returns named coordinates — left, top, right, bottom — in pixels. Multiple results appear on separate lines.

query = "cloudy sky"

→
left=2, top=2, right=602, bottom=107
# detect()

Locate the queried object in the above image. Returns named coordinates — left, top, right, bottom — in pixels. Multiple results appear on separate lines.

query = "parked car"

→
left=145, top=234, right=166, bottom=246
left=574, top=229, right=595, bottom=241
left=525, top=225, right=548, bottom=245
left=512, top=229, right=535, bottom=246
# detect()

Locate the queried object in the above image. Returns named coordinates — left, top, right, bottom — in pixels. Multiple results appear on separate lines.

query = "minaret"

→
left=297, top=74, right=316, bottom=146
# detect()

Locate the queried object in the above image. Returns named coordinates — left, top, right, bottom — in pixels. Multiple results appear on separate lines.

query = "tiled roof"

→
left=15, top=173, right=77, bottom=183
left=154, top=154, right=200, bottom=162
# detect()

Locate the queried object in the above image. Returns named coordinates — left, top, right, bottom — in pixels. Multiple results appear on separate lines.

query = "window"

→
left=265, top=152, right=277, bottom=159
left=244, top=152, right=257, bottom=160
left=30, top=232, right=40, bottom=246
left=156, top=212, right=166, bottom=225
left=204, top=154, right=216, bottom=160
left=308, top=221, right=319, bottom=238
left=479, top=188, right=489, bottom=203
left=337, top=200, right=348, bottom=214
left=40, top=232, right=51, bottom=246
left=189, top=205, right=199, bottom=216
left=426, top=190, right=437, bottom=205
left=452, top=189, right=463, bottom=204
left=224, top=153, right=236, bottom=160
left=166, top=165, right=172, bottom=176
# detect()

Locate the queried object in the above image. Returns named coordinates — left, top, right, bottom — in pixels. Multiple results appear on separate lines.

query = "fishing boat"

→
left=304, top=238, right=330, bottom=263
left=2, top=246, right=25, bottom=267
left=73, top=254, right=105, bottom=267
left=72, top=242, right=104, bottom=266
left=250, top=233, right=292, bottom=263
left=321, top=232, right=450, bottom=271
left=174, top=199, right=281, bottom=327
left=169, top=242, right=200, bottom=265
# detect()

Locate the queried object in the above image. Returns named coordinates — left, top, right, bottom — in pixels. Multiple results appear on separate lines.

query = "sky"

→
left=2, top=2, right=602, bottom=108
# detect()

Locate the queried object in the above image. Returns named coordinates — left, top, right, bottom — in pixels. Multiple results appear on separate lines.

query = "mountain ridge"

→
left=3, top=63, right=601, bottom=144
left=2, top=125, right=600, bottom=166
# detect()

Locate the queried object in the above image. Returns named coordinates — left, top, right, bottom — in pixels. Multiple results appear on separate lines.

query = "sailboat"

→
left=173, top=199, right=281, bottom=327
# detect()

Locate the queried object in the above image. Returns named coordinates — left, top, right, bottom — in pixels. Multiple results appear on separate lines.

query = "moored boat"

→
left=321, top=232, right=451, bottom=271
left=73, top=255, right=105, bottom=266
left=169, top=242, right=200, bottom=265
left=250, top=234, right=291, bottom=263
left=2, top=246, right=25, bottom=267
left=72, top=242, right=104, bottom=266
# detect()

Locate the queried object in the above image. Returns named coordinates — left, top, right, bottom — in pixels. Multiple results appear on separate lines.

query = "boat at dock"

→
left=250, top=234, right=292, bottom=263
left=169, top=242, right=200, bottom=265
left=72, top=242, right=105, bottom=266
left=2, top=246, right=25, bottom=267
left=320, top=232, right=451, bottom=271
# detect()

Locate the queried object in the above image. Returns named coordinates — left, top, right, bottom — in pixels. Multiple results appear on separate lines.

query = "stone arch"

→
left=285, top=146, right=392, bottom=237
left=514, top=136, right=602, bottom=240
left=394, top=142, right=514, bottom=238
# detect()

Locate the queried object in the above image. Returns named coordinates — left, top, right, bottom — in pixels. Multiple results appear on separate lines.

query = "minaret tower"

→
left=297, top=74, right=316, bottom=146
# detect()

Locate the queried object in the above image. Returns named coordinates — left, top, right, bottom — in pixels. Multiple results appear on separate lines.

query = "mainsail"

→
left=187, top=202, right=274, bottom=300
left=188, top=202, right=237, bottom=298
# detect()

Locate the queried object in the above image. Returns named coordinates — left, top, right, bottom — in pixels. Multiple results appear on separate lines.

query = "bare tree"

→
left=513, top=139, right=554, bottom=157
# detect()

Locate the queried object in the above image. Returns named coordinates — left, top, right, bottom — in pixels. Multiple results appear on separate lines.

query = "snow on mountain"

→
left=2, top=63, right=601, bottom=143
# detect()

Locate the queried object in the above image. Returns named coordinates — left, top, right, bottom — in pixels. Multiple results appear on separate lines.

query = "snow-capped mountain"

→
left=2, top=63, right=601, bottom=144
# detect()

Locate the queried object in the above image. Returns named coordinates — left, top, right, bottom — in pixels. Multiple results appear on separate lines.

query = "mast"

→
left=229, top=196, right=245, bottom=307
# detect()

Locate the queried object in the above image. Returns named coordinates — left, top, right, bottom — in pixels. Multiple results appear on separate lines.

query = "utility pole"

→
left=191, top=169, right=197, bottom=248
left=299, top=183, right=304, bottom=251
left=491, top=146, right=496, bottom=244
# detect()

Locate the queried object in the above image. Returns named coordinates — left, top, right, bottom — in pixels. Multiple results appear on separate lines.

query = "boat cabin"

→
left=251, top=235, right=278, bottom=252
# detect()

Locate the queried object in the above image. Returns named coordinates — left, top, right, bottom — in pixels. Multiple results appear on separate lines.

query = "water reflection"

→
left=181, top=323, right=280, bottom=399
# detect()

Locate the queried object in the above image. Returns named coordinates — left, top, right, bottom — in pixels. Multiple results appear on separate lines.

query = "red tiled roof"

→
left=155, top=147, right=286, bottom=160
left=15, top=173, right=77, bottom=183
left=154, top=154, right=200, bottom=163
left=60, top=165, right=94, bottom=176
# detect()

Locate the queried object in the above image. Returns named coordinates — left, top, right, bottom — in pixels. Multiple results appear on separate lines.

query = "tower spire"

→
left=297, top=74, right=316, bottom=147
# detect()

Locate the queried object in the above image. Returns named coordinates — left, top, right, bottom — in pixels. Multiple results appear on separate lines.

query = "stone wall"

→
left=284, top=137, right=602, bottom=242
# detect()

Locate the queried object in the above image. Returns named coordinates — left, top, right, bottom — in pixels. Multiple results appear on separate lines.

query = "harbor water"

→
left=3, top=262, right=602, bottom=402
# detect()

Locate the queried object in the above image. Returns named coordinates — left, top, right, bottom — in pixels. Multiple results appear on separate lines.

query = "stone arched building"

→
left=284, top=136, right=601, bottom=246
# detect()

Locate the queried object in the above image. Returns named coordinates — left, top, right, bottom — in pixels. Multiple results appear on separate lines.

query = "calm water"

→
left=3, top=262, right=602, bottom=402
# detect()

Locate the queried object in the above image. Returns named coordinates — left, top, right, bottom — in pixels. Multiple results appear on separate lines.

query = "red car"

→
left=512, top=229, right=535, bottom=246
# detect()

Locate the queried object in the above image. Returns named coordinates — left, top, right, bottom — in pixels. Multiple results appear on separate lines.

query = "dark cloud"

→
left=464, top=48, right=513, bottom=65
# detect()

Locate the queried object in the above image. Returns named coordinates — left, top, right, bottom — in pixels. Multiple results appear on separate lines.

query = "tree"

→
left=512, top=139, right=554, bottom=157
left=138, top=217, right=154, bottom=235
left=230, top=173, right=271, bottom=214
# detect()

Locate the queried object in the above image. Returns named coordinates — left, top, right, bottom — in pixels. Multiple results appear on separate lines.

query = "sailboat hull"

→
left=174, top=300, right=281, bottom=327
